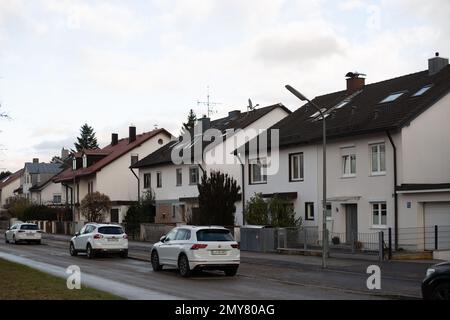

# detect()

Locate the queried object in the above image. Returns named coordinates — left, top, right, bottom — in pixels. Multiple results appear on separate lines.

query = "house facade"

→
left=0, top=169, right=24, bottom=210
left=54, top=126, right=172, bottom=223
left=243, top=54, right=450, bottom=248
left=18, top=159, right=63, bottom=200
left=132, top=104, right=291, bottom=226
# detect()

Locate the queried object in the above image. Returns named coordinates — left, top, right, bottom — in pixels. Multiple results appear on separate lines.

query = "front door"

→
left=345, top=204, right=358, bottom=243
left=110, top=209, right=119, bottom=223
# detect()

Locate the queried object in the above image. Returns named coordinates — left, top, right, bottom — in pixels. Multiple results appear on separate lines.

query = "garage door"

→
left=424, top=202, right=450, bottom=227
left=425, top=202, right=450, bottom=250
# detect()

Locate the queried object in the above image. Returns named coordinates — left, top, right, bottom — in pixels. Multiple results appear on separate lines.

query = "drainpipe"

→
left=129, top=168, right=140, bottom=203
left=62, top=182, right=73, bottom=220
left=235, top=154, right=246, bottom=225
left=386, top=130, right=398, bottom=250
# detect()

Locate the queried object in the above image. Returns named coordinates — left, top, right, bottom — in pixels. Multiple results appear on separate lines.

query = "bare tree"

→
left=80, top=192, right=111, bottom=222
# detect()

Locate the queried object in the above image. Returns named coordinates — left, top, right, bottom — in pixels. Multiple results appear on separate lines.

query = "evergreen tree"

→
left=74, top=123, right=99, bottom=151
left=0, top=171, right=12, bottom=181
left=197, top=171, right=240, bottom=226
left=181, top=109, right=197, bottom=135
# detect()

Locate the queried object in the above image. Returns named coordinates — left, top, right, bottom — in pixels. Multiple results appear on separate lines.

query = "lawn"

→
left=0, top=258, right=124, bottom=300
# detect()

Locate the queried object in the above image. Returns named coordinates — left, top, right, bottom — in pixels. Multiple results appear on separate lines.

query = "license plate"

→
left=27, top=233, right=34, bottom=236
left=211, top=250, right=227, bottom=255
left=108, top=238, right=119, bottom=242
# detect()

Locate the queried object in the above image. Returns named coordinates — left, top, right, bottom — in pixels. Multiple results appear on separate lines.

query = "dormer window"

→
left=82, top=154, right=87, bottom=168
left=379, top=91, right=406, bottom=104
left=72, top=158, right=77, bottom=170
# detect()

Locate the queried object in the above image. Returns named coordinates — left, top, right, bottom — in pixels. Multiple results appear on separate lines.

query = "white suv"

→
left=151, top=226, right=240, bottom=277
left=69, top=223, right=128, bottom=259
left=5, top=222, right=42, bottom=244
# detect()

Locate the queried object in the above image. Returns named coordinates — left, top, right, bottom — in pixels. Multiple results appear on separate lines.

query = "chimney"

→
left=32, top=158, right=39, bottom=164
left=111, top=133, right=118, bottom=146
left=129, top=126, right=136, bottom=143
left=61, top=148, right=69, bottom=160
left=228, top=110, right=241, bottom=119
left=198, top=116, right=210, bottom=132
left=345, top=72, right=366, bottom=95
left=428, top=52, right=449, bottom=76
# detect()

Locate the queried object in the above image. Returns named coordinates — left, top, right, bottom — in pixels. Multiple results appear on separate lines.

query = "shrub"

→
left=245, top=193, right=269, bottom=225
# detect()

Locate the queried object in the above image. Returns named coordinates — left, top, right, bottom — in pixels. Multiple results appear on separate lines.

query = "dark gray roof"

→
left=243, top=65, right=450, bottom=153
left=25, top=162, right=63, bottom=174
left=132, top=104, right=291, bottom=169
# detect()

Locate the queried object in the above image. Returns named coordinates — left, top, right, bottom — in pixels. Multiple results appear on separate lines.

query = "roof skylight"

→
left=379, top=92, right=405, bottom=104
left=412, top=85, right=433, bottom=97
left=309, top=108, right=327, bottom=118
left=334, top=100, right=349, bottom=109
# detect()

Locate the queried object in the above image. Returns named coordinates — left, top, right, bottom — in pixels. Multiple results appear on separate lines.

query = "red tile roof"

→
left=54, top=128, right=171, bottom=183
left=0, top=169, right=24, bottom=189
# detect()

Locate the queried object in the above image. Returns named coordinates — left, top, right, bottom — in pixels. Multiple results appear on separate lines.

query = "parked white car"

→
left=151, top=226, right=240, bottom=277
left=69, top=223, right=128, bottom=259
left=5, top=222, right=42, bottom=244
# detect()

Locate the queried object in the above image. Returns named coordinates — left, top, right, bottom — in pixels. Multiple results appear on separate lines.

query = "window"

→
left=289, top=153, right=304, bottom=182
left=412, top=84, right=432, bottom=97
left=189, top=167, right=199, bottom=185
left=176, top=168, right=182, bottom=186
left=130, top=154, right=139, bottom=166
left=372, top=202, right=387, bottom=226
left=371, top=143, right=386, bottom=174
left=334, top=100, right=349, bottom=109
left=73, top=158, right=77, bottom=170
left=249, top=159, right=267, bottom=184
left=37, top=174, right=41, bottom=183
left=172, top=205, right=177, bottom=218
left=175, top=229, right=191, bottom=240
left=156, top=172, right=162, bottom=188
left=53, top=194, right=62, bottom=204
left=305, top=202, right=314, bottom=220
left=310, top=108, right=327, bottom=118
left=143, top=173, right=151, bottom=189
left=196, top=229, right=233, bottom=241
left=326, top=203, right=332, bottom=219
left=158, top=138, right=164, bottom=145
left=341, top=147, right=356, bottom=177
left=379, top=92, right=405, bottom=103
left=83, top=154, right=87, bottom=168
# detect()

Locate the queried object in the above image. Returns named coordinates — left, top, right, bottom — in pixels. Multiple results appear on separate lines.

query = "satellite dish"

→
left=248, top=98, right=259, bottom=111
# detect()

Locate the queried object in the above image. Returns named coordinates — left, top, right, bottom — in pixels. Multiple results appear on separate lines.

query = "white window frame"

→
left=189, top=167, right=199, bottom=185
left=289, top=153, right=304, bottom=182
left=176, top=168, right=183, bottom=186
left=249, top=158, right=267, bottom=184
left=372, top=202, right=387, bottom=227
left=370, top=143, right=386, bottom=175
left=156, top=171, right=162, bottom=188
left=305, top=202, right=314, bottom=221
left=82, top=154, right=87, bottom=168
left=341, top=147, right=356, bottom=177
left=72, top=158, right=77, bottom=171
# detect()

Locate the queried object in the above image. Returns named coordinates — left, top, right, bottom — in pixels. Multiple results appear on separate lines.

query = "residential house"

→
left=131, top=104, right=291, bottom=226
left=54, top=126, right=172, bottom=223
left=18, top=159, right=63, bottom=200
left=242, top=53, right=450, bottom=248
left=0, top=169, right=24, bottom=210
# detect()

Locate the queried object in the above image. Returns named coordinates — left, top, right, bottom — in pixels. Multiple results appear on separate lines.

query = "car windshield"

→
left=196, top=229, right=233, bottom=242
left=98, top=226, right=124, bottom=235
left=20, top=224, right=38, bottom=230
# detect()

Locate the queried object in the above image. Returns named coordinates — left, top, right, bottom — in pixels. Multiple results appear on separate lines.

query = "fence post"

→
left=435, top=225, right=438, bottom=250
left=379, top=231, right=384, bottom=262
left=303, top=229, right=307, bottom=251
left=388, top=227, right=392, bottom=260
left=351, top=232, right=355, bottom=254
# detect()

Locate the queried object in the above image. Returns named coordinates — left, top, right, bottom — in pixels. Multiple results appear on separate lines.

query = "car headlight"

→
left=426, top=268, right=435, bottom=277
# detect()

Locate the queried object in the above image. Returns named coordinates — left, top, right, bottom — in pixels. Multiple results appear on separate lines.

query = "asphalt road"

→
left=0, top=235, right=430, bottom=300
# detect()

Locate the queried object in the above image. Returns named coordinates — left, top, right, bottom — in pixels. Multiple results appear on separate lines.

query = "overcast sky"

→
left=1, top=0, right=449, bottom=172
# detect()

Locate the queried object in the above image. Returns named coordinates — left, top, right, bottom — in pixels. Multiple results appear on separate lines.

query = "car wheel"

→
left=151, top=250, right=163, bottom=271
left=121, top=250, right=128, bottom=259
left=86, top=244, right=95, bottom=259
left=178, top=254, right=191, bottom=278
left=224, top=266, right=239, bottom=277
left=69, top=242, right=78, bottom=256
left=12, top=235, right=16, bottom=244
left=431, top=282, right=450, bottom=300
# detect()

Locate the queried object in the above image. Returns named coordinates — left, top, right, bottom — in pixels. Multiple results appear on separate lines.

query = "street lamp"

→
left=285, top=84, right=328, bottom=269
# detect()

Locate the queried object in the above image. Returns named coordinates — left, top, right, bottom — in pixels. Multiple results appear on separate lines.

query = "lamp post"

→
left=285, top=85, right=328, bottom=268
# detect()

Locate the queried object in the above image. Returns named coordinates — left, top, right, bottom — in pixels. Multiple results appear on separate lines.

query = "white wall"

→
left=37, top=182, right=65, bottom=205
left=0, top=178, right=21, bottom=208
left=401, top=92, right=450, bottom=183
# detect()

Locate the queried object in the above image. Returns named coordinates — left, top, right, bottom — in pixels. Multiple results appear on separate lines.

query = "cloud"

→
left=33, top=137, right=74, bottom=152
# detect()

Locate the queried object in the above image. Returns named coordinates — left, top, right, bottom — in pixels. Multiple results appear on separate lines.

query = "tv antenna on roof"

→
left=154, top=124, right=159, bottom=129
left=197, top=86, right=221, bottom=118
